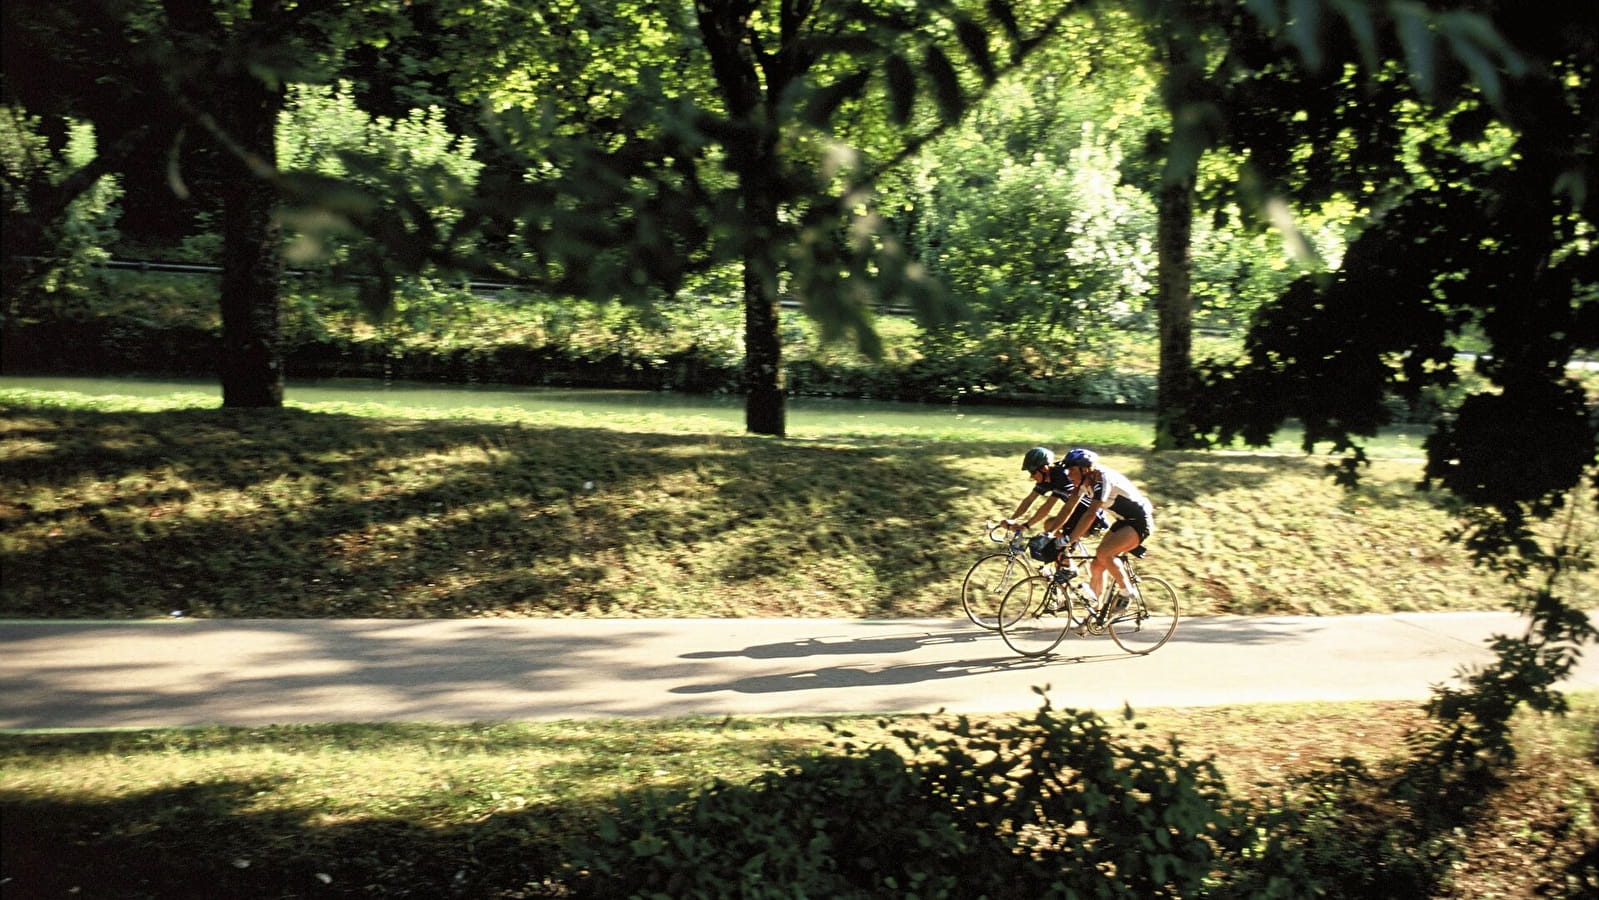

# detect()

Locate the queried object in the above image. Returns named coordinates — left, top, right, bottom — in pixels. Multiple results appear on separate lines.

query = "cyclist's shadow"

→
left=671, top=642, right=1128, bottom=696
left=680, top=628, right=991, bottom=661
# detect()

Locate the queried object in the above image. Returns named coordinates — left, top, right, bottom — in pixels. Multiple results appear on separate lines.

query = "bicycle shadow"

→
left=672, top=634, right=1134, bottom=696
left=679, top=627, right=992, bottom=660
left=670, top=654, right=1050, bottom=695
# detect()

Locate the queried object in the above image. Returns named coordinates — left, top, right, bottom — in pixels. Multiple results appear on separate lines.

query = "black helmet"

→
left=1021, top=447, right=1053, bottom=472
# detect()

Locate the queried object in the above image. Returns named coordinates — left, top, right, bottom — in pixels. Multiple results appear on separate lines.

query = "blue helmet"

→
left=1021, top=447, right=1053, bottom=472
left=1063, top=448, right=1098, bottom=469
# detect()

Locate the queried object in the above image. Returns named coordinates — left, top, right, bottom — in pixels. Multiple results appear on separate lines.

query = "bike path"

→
left=2, top=612, right=1596, bottom=731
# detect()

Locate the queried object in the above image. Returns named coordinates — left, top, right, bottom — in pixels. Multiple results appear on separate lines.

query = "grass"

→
left=3, top=385, right=1596, bottom=897
left=3, top=387, right=1593, bottom=620
left=2, top=697, right=1594, bottom=898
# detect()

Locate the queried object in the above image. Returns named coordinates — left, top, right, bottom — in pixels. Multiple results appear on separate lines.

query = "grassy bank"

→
left=3, top=387, right=1593, bottom=620
left=3, top=697, right=1594, bottom=898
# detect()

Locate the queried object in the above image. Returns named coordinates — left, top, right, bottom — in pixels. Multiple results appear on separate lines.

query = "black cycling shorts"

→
left=1111, top=512, right=1153, bottom=542
left=1064, top=505, right=1106, bottom=536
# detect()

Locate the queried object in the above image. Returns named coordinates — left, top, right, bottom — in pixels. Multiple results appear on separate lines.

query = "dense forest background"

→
left=4, top=0, right=1521, bottom=418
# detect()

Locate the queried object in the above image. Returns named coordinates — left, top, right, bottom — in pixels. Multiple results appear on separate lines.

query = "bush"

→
left=568, top=698, right=1254, bottom=898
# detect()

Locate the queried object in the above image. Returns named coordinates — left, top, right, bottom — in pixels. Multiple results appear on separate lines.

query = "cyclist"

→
left=1002, top=447, right=1105, bottom=558
left=1058, top=448, right=1155, bottom=612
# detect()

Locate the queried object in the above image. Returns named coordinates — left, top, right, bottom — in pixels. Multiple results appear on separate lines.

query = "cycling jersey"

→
left=1088, top=466, right=1155, bottom=539
left=1035, top=462, right=1107, bottom=534
left=1032, top=462, right=1083, bottom=501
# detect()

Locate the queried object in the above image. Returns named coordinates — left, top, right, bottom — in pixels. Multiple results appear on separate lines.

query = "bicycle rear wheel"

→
left=998, top=576, right=1073, bottom=657
left=1109, top=575, right=1179, bottom=654
left=960, top=552, right=1024, bottom=630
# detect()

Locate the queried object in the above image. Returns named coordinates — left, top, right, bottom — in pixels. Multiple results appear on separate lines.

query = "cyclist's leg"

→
left=1093, top=523, right=1140, bottom=595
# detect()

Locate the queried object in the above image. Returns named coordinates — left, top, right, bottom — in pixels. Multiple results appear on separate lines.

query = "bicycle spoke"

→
left=960, top=553, right=1022, bottom=631
left=1109, top=575, right=1179, bottom=654
left=999, top=576, right=1072, bottom=657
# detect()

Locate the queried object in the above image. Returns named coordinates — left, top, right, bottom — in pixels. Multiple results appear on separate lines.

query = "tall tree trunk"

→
left=695, top=0, right=789, bottom=436
left=1154, top=170, right=1197, bottom=449
left=1152, top=26, right=1202, bottom=451
left=216, top=70, right=284, bottom=408
left=742, top=185, right=785, bottom=436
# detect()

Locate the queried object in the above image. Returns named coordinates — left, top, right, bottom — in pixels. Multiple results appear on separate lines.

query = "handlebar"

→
left=985, top=520, right=1024, bottom=543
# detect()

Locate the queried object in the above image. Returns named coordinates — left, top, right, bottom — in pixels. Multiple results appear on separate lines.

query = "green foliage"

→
left=0, top=107, right=122, bottom=320
left=570, top=698, right=1252, bottom=898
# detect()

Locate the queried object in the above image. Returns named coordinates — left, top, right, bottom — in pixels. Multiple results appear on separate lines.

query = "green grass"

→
left=4, top=386, right=1595, bottom=897
left=3, top=697, right=1594, bottom=898
left=3, top=386, right=1593, bottom=620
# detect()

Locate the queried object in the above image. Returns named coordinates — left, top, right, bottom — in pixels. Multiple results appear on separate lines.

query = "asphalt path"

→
left=3, top=612, right=1596, bottom=731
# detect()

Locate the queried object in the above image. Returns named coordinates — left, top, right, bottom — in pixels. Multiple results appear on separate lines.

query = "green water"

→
left=0, top=374, right=1430, bottom=458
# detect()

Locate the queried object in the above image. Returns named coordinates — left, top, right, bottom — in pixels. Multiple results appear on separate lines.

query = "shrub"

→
left=568, top=697, right=1253, bottom=898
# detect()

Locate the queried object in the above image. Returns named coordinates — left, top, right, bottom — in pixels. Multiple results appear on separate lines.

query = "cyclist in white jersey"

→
left=1057, top=448, right=1155, bottom=611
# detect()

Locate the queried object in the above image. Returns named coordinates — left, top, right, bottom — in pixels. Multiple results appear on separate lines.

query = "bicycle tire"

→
left=960, top=552, right=1025, bottom=630
left=998, top=575, right=1073, bottom=657
left=1109, top=575, right=1179, bottom=654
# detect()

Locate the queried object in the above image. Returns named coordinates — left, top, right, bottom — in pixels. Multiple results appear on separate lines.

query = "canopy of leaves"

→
left=1190, top=0, right=1597, bottom=561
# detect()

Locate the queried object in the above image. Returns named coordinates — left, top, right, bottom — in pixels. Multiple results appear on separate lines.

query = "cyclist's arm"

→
left=1061, top=479, right=1100, bottom=543
left=1041, top=504, right=1075, bottom=536
left=1005, top=491, right=1040, bottom=525
left=1015, top=495, right=1059, bottom=531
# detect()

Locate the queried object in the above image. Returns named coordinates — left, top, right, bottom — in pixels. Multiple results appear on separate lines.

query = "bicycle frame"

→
left=1048, top=548, right=1144, bottom=630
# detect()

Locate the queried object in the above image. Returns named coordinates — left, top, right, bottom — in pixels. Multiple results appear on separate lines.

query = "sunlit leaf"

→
left=955, top=17, right=996, bottom=83
left=924, top=45, right=964, bottom=121
left=166, top=129, right=190, bottom=200
left=1393, top=1, right=1437, bottom=100
left=885, top=53, right=916, bottom=124
left=1286, top=0, right=1323, bottom=72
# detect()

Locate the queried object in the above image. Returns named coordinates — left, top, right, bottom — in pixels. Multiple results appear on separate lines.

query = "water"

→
left=0, top=373, right=1146, bottom=437
left=0, top=374, right=1428, bottom=457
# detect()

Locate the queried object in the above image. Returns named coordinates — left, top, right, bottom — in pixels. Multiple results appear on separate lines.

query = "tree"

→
left=159, top=0, right=290, bottom=406
left=1191, top=0, right=1596, bottom=775
left=293, top=0, right=1078, bottom=436
left=639, top=0, right=1080, bottom=434
left=0, top=0, right=150, bottom=325
left=3, top=0, right=412, bottom=407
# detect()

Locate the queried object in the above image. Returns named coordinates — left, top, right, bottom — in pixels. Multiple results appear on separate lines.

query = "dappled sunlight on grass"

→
left=3, top=699, right=1593, bottom=896
left=3, top=387, right=1592, bottom=620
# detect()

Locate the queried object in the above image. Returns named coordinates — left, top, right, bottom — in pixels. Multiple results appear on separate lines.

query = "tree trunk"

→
left=695, top=0, right=789, bottom=436
left=1152, top=25, right=1202, bottom=451
left=216, top=74, right=285, bottom=408
left=742, top=186, right=785, bottom=436
left=1153, top=171, right=1197, bottom=449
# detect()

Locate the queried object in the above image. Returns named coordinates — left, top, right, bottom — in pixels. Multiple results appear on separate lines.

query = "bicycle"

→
left=959, top=522, right=1035, bottom=631
left=996, top=543, right=1179, bottom=657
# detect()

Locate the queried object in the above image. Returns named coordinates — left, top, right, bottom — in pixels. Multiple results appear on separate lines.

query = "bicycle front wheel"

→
left=998, top=576, right=1073, bottom=657
left=1109, top=575, right=1179, bottom=654
left=960, top=553, right=1025, bottom=630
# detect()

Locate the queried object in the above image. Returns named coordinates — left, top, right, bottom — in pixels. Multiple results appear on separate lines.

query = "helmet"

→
left=1063, top=448, right=1098, bottom=469
left=1021, top=447, right=1054, bottom=472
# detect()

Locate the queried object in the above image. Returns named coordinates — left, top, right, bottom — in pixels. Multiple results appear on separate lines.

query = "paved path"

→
left=3, top=612, right=1596, bottom=730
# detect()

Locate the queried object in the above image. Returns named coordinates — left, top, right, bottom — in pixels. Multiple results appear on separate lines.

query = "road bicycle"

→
left=959, top=522, right=1035, bottom=631
left=997, top=544, right=1179, bottom=657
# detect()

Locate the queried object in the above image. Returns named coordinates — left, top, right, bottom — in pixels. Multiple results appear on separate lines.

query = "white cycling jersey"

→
left=1089, top=466, right=1152, bottom=522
